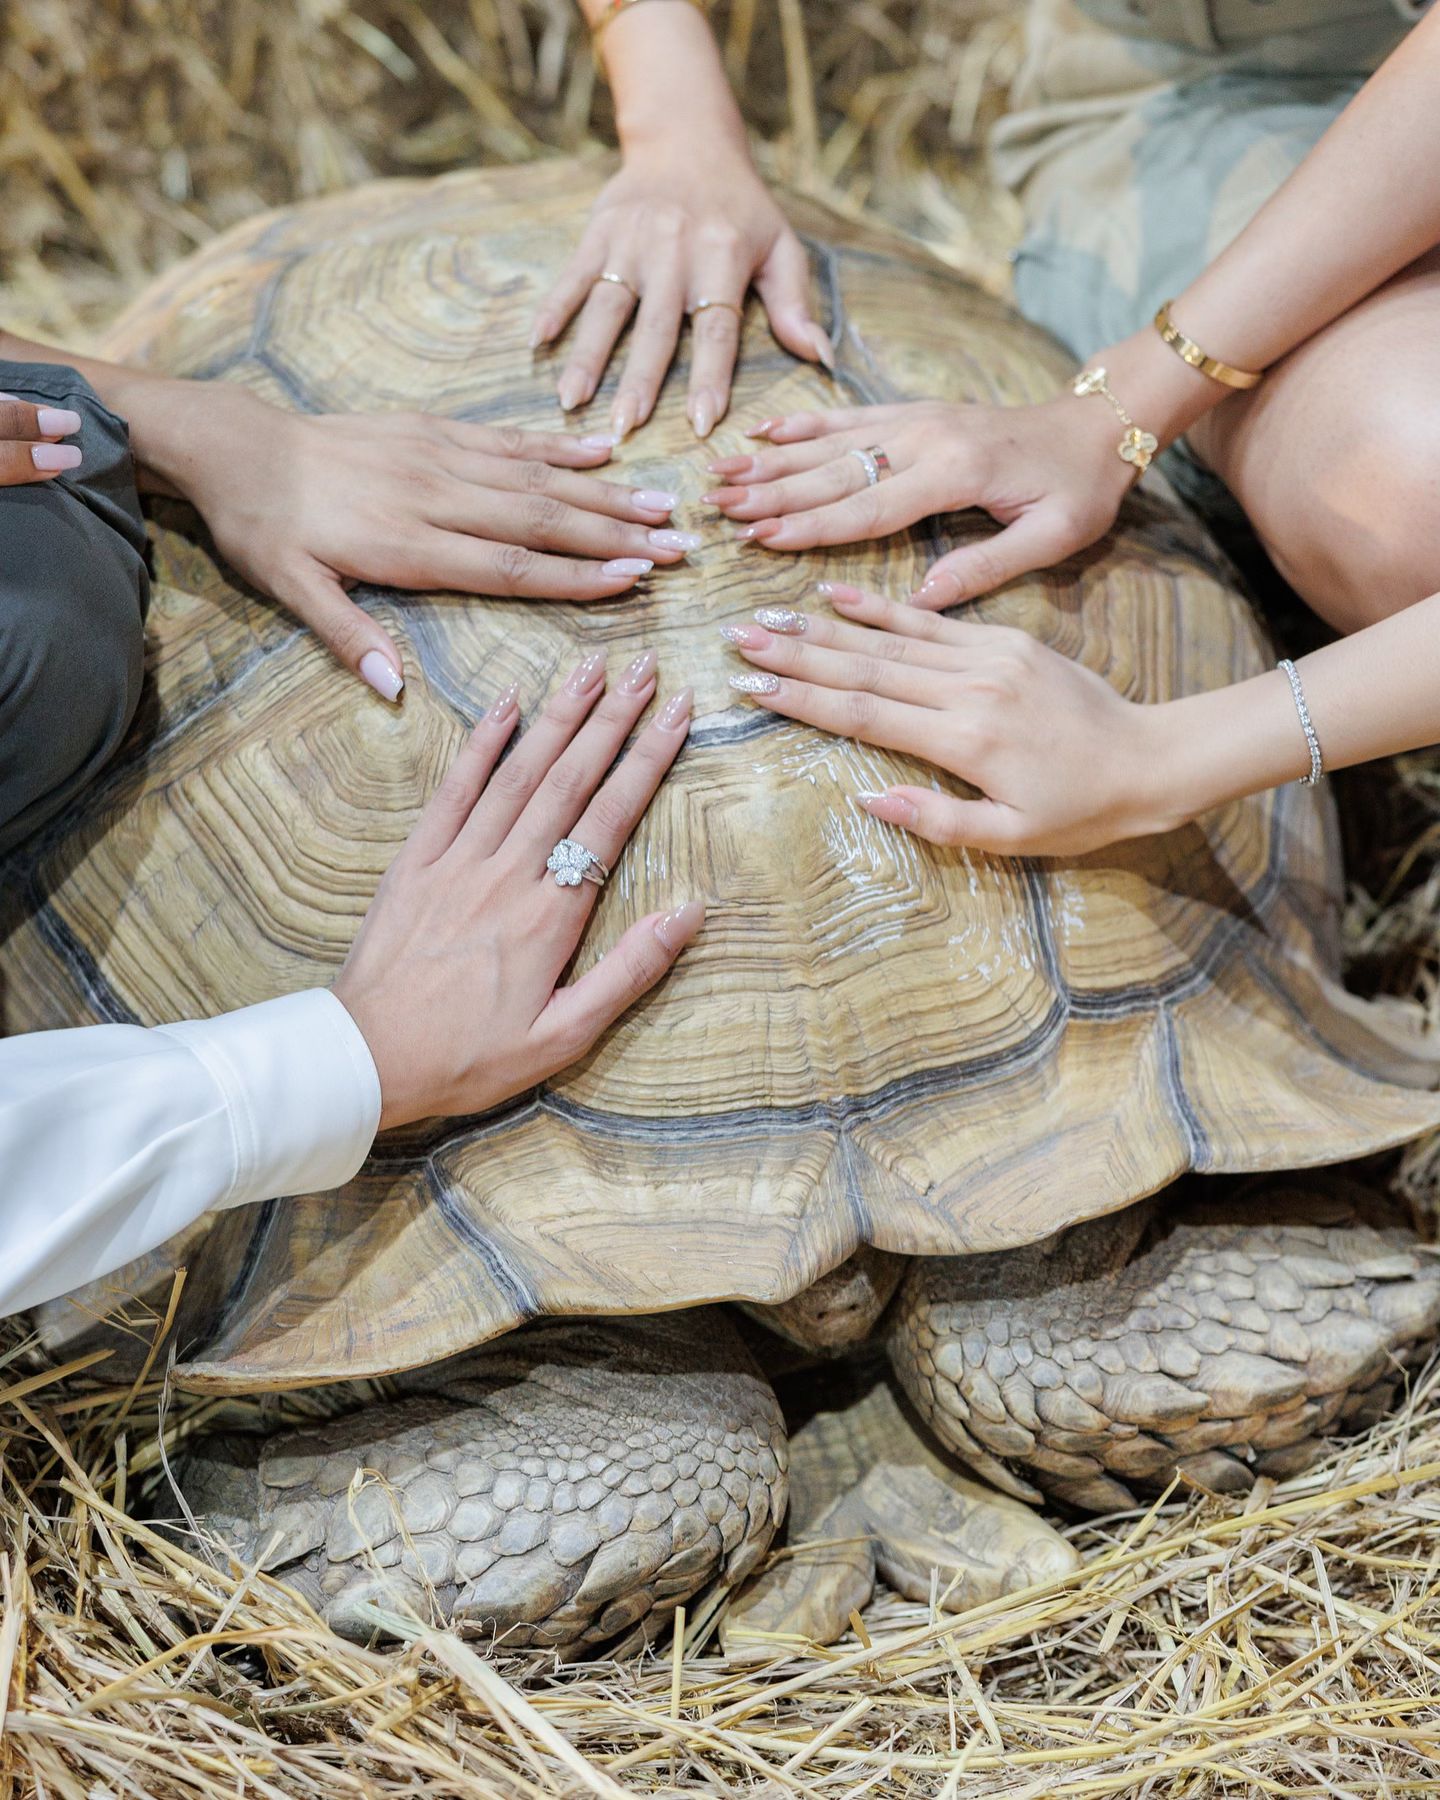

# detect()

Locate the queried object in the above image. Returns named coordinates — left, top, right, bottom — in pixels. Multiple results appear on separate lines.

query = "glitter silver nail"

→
left=729, top=672, right=781, bottom=696
left=753, top=607, right=807, bottom=634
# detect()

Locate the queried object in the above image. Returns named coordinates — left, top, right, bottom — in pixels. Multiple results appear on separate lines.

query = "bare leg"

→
left=1190, top=249, right=1440, bottom=633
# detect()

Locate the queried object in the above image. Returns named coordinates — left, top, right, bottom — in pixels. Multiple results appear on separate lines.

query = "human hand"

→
left=137, top=383, right=699, bottom=698
left=0, top=392, right=83, bottom=484
left=332, top=650, right=702, bottom=1129
left=532, top=144, right=832, bottom=441
left=721, top=585, right=1183, bottom=857
left=706, top=397, right=1138, bottom=607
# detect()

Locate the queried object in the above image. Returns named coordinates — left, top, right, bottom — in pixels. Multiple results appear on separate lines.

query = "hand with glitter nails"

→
left=705, top=397, right=1139, bottom=610
left=721, top=584, right=1198, bottom=856
left=530, top=3, right=832, bottom=442
left=335, top=650, right=704, bottom=1129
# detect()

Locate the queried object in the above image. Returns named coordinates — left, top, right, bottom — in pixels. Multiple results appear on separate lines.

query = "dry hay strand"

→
left=0, top=0, right=1020, bottom=343
left=5, top=1314, right=1440, bottom=1799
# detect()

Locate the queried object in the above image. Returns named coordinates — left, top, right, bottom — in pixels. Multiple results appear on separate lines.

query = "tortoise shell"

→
left=6, top=161, right=1437, bottom=1393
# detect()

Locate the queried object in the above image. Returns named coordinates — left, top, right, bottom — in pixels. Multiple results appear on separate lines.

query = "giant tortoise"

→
left=7, top=161, right=1440, bottom=1660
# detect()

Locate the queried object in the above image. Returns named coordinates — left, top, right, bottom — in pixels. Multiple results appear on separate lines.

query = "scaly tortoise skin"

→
left=6, top=162, right=1440, bottom=1657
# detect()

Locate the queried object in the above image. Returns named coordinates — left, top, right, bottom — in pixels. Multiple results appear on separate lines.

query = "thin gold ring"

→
left=689, top=297, right=744, bottom=319
left=595, top=270, right=639, bottom=302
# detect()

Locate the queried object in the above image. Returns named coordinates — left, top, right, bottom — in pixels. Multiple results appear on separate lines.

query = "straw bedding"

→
left=4, top=3, right=1440, bottom=1794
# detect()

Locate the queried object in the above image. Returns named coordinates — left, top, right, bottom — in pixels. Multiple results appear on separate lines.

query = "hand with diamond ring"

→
left=705, top=394, right=1147, bottom=610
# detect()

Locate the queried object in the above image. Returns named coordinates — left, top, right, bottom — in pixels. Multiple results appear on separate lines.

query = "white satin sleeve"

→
left=0, top=989, right=381, bottom=1320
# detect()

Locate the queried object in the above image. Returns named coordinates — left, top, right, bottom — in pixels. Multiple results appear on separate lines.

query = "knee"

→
left=1259, top=408, right=1440, bottom=633
left=0, top=490, right=146, bottom=854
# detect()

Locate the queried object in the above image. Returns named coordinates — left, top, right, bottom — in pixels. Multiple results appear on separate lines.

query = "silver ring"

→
left=547, top=837, right=610, bottom=888
left=848, top=446, right=881, bottom=488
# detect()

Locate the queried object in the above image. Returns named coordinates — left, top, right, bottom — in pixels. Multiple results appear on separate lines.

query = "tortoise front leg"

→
left=179, top=1310, right=786, bottom=1657
left=889, top=1178, right=1440, bottom=1513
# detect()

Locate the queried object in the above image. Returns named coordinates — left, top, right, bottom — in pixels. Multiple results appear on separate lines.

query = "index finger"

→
left=0, top=395, right=82, bottom=443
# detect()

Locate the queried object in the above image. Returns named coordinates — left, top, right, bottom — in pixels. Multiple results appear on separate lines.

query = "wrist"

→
left=126, top=380, right=283, bottom=505
left=1137, top=672, right=1316, bottom=831
left=603, top=5, right=747, bottom=153
left=1085, top=326, right=1227, bottom=454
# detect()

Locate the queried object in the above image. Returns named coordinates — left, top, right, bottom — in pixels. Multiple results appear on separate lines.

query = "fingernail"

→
left=486, top=680, right=520, bottom=722
left=703, top=487, right=746, bottom=506
left=820, top=583, right=864, bottom=610
left=602, top=557, right=655, bottom=579
left=729, top=672, right=781, bottom=696
left=632, top=489, right=678, bottom=514
left=692, top=392, right=715, bottom=439
left=620, top=647, right=657, bottom=693
left=612, top=393, right=639, bottom=439
left=649, top=529, right=701, bottom=553
left=747, top=419, right=780, bottom=439
left=581, top=432, right=619, bottom=450
left=529, top=318, right=552, bottom=350
left=566, top=650, right=606, bottom=695
left=558, top=372, right=591, bottom=411
left=737, top=519, right=779, bottom=543
left=808, top=326, right=836, bottom=372
left=719, top=623, right=769, bottom=649
left=32, top=443, right=82, bottom=471
left=754, top=607, right=807, bottom=634
left=859, top=792, right=919, bottom=826
left=916, top=576, right=951, bottom=603
left=36, top=407, right=82, bottom=436
left=359, top=650, right=404, bottom=702
left=654, top=898, right=706, bottom=953
left=709, top=456, right=752, bottom=477
left=656, top=686, right=693, bottom=731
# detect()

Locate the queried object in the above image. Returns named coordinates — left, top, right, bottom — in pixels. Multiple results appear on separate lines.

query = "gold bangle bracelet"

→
left=1153, top=301, right=1263, bottom=391
left=592, top=0, right=708, bottom=42
left=1071, top=367, right=1159, bottom=477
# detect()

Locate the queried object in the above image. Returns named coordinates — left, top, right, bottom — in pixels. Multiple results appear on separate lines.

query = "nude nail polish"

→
left=747, top=419, right=780, bottom=439
left=529, top=318, right=553, bottom=349
left=36, top=407, right=82, bottom=436
left=654, top=898, right=705, bottom=952
left=32, top=443, right=81, bottom=471
left=566, top=651, right=606, bottom=695
left=633, top=489, right=677, bottom=514
left=359, top=650, right=404, bottom=702
left=754, top=607, right=807, bottom=634
left=612, top=393, right=640, bottom=439
left=602, top=557, right=655, bottom=579
left=620, top=647, right=657, bottom=693
left=729, top=672, right=781, bottom=696
left=581, top=432, right=619, bottom=450
left=656, top=687, right=693, bottom=731
left=691, top=392, right=715, bottom=439
left=719, top=624, right=768, bottom=649
left=649, top=529, right=701, bottom=553
left=558, top=371, right=591, bottom=412
left=486, top=680, right=520, bottom=722
left=859, top=792, right=919, bottom=826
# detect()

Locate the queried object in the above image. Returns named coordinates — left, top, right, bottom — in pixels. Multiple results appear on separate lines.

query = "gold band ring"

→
left=595, top=270, right=639, bottom=301
left=689, top=297, right=744, bottom=319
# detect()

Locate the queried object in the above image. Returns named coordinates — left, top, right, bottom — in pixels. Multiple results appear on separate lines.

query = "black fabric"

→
left=0, top=359, right=149, bottom=861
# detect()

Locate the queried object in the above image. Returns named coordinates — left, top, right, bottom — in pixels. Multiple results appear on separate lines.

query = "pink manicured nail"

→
left=602, top=557, right=654, bottom=579
left=655, top=898, right=706, bottom=952
left=611, top=393, right=640, bottom=439
left=530, top=317, right=554, bottom=349
left=359, top=651, right=404, bottom=702
left=649, top=529, right=701, bottom=553
left=558, top=371, right=592, bottom=411
left=691, top=392, right=716, bottom=439
left=737, top=519, right=780, bottom=543
left=566, top=651, right=606, bottom=695
left=620, top=647, right=657, bottom=693
left=704, top=487, right=747, bottom=507
left=486, top=681, right=520, bottom=722
left=36, top=407, right=82, bottom=436
left=729, top=672, right=781, bottom=696
left=581, top=432, right=619, bottom=450
left=632, top=489, right=678, bottom=514
left=709, top=456, right=753, bottom=477
left=819, top=582, right=865, bottom=610
left=32, top=443, right=81, bottom=471
left=656, top=687, right=693, bottom=731
left=719, top=623, right=770, bottom=649
left=915, top=575, right=953, bottom=604
left=859, top=792, right=919, bottom=826
left=754, top=607, right=807, bottom=634
left=807, top=325, right=836, bottom=372
left=747, top=419, right=780, bottom=439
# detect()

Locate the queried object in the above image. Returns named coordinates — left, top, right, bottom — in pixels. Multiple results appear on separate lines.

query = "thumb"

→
left=756, top=233, right=833, bottom=371
left=859, top=788, right=1021, bottom=854
left=281, top=560, right=406, bottom=702
left=911, top=512, right=1071, bottom=611
left=541, top=900, right=705, bottom=1060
